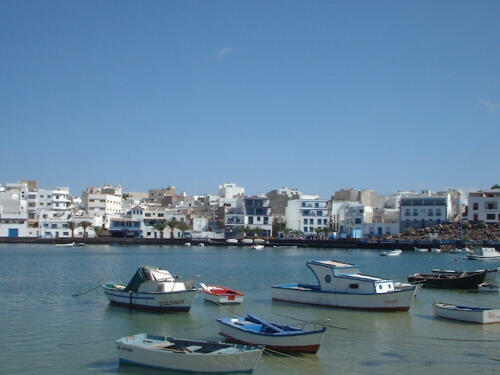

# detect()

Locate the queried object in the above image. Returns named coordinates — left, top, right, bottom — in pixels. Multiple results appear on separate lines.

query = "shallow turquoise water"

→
left=0, top=244, right=499, bottom=375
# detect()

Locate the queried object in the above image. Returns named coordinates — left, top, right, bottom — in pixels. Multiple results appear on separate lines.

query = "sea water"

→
left=0, top=244, right=499, bottom=375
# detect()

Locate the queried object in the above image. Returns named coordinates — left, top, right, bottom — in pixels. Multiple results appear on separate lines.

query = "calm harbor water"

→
left=0, top=244, right=499, bottom=375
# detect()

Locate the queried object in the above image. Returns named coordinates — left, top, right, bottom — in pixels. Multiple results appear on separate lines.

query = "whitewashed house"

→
left=467, top=189, right=500, bottom=223
left=285, top=198, right=329, bottom=235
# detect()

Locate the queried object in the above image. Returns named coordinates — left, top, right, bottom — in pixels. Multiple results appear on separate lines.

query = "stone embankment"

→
left=382, top=222, right=500, bottom=242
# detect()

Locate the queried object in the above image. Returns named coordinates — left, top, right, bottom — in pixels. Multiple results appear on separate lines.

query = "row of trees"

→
left=152, top=218, right=189, bottom=239
left=66, top=221, right=99, bottom=238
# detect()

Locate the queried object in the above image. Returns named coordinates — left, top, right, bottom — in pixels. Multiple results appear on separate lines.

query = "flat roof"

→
left=309, top=260, right=356, bottom=268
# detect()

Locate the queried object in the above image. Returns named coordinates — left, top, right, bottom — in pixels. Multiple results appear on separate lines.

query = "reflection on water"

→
left=0, top=244, right=499, bottom=375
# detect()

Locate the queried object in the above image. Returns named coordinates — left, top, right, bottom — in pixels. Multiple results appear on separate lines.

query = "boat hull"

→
left=116, top=336, right=262, bottom=373
left=271, top=284, right=416, bottom=311
left=217, top=322, right=325, bottom=353
left=103, top=286, right=198, bottom=312
left=433, top=303, right=500, bottom=324
left=204, top=292, right=244, bottom=305
left=408, top=271, right=486, bottom=289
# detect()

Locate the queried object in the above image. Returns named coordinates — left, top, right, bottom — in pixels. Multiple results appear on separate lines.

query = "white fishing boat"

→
left=414, top=247, right=428, bottom=253
left=217, top=314, right=326, bottom=353
left=102, top=266, right=198, bottom=311
left=240, top=238, right=253, bottom=245
left=380, top=249, right=402, bottom=256
left=226, top=239, right=238, bottom=245
left=478, top=282, right=499, bottom=293
left=200, top=283, right=244, bottom=304
left=272, top=260, right=417, bottom=311
left=116, top=333, right=263, bottom=373
left=55, top=242, right=75, bottom=247
left=467, top=247, right=500, bottom=260
left=432, top=302, right=500, bottom=324
left=252, top=244, right=264, bottom=250
left=253, top=239, right=265, bottom=244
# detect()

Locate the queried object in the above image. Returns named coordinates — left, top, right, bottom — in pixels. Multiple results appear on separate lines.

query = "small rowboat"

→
left=217, top=314, right=326, bottom=353
left=414, top=247, right=428, bottom=253
left=432, top=302, right=500, bottom=324
left=56, top=242, right=75, bottom=247
left=116, top=333, right=263, bottom=373
left=252, top=244, right=264, bottom=250
left=200, top=283, right=244, bottom=304
left=478, top=282, right=499, bottom=293
left=380, top=249, right=402, bottom=256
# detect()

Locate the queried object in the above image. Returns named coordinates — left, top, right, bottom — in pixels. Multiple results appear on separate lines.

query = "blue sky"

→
left=1, top=1, right=499, bottom=197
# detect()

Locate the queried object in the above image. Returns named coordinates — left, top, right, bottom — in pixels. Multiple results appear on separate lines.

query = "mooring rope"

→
left=72, top=284, right=103, bottom=297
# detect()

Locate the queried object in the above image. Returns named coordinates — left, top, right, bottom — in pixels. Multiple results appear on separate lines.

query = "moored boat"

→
left=432, top=268, right=498, bottom=282
left=272, top=260, right=417, bottom=311
left=478, top=282, right=499, bottom=293
left=252, top=244, right=264, bottom=250
left=226, top=239, right=238, bottom=245
left=408, top=270, right=486, bottom=289
left=241, top=238, right=253, bottom=245
left=380, top=249, right=402, bottom=256
left=200, top=283, right=244, bottom=304
left=217, top=314, right=326, bottom=353
left=102, top=266, right=198, bottom=311
left=56, top=242, right=75, bottom=247
left=430, top=248, right=441, bottom=253
left=414, top=247, right=428, bottom=253
left=116, top=333, right=263, bottom=373
left=467, top=247, right=500, bottom=260
left=432, top=302, right=500, bottom=324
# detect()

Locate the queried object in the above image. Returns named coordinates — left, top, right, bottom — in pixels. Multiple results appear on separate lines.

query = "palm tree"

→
left=79, top=221, right=92, bottom=238
left=242, top=226, right=252, bottom=238
left=314, top=227, right=322, bottom=239
left=283, top=228, right=291, bottom=239
left=93, top=226, right=104, bottom=238
left=66, top=221, right=77, bottom=238
left=167, top=218, right=179, bottom=239
left=153, top=220, right=167, bottom=239
left=322, top=228, right=331, bottom=240
left=177, top=221, right=189, bottom=239
left=252, top=227, right=262, bottom=238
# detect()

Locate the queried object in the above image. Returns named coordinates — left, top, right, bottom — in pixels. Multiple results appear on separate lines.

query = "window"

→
left=317, top=219, right=322, bottom=225
left=317, top=210, right=322, bottom=216
left=63, top=232, right=69, bottom=236
left=301, top=202, right=306, bottom=207
left=248, top=217, right=254, bottom=224
left=428, top=209, right=433, bottom=216
left=473, top=203, right=478, bottom=210
left=145, top=213, right=151, bottom=217
left=436, top=209, right=441, bottom=216
left=257, top=216, right=261, bottom=222
left=405, top=209, right=410, bottom=216
left=413, top=209, right=418, bottom=216
left=304, top=227, right=308, bottom=232
left=486, top=214, right=495, bottom=220
left=309, top=227, right=314, bottom=232
left=309, top=219, right=313, bottom=224
left=303, top=219, right=308, bottom=225
left=324, top=275, right=332, bottom=283
left=349, top=283, right=359, bottom=289
left=323, top=219, right=328, bottom=225
left=315, top=202, right=319, bottom=208
left=355, top=218, right=361, bottom=224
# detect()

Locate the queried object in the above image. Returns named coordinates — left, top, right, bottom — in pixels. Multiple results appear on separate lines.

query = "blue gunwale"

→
left=217, top=317, right=326, bottom=337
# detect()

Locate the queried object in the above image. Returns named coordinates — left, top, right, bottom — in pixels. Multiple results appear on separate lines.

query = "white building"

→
left=399, top=192, right=451, bottom=232
left=244, top=196, right=272, bottom=237
left=82, top=185, right=123, bottom=227
left=27, top=187, right=71, bottom=217
left=0, top=197, right=30, bottom=237
left=285, top=198, right=329, bottom=235
left=39, top=210, right=101, bottom=238
left=218, top=183, right=244, bottom=199
left=467, top=190, right=500, bottom=223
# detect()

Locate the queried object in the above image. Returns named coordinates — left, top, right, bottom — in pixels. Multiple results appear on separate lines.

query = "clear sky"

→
left=1, top=1, right=499, bottom=197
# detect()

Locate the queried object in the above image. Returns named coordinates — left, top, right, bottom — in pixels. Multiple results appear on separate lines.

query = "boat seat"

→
left=247, top=314, right=284, bottom=333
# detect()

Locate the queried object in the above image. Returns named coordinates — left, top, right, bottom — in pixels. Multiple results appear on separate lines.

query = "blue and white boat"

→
left=103, top=266, right=198, bottom=312
left=272, top=260, right=417, bottom=311
left=217, top=314, right=326, bottom=353
left=116, top=333, right=263, bottom=373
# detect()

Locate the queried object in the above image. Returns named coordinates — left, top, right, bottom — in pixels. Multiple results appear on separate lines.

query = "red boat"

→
left=200, top=283, right=244, bottom=304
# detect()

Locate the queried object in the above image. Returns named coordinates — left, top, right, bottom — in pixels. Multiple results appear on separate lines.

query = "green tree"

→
left=314, top=228, right=322, bottom=238
left=93, top=226, right=104, bottom=238
left=492, top=184, right=500, bottom=189
left=242, top=226, right=252, bottom=237
left=167, top=218, right=179, bottom=239
left=283, top=228, right=291, bottom=239
left=177, top=221, right=190, bottom=238
left=66, top=221, right=77, bottom=238
left=252, top=227, right=262, bottom=237
left=153, top=220, right=167, bottom=239
left=79, top=221, right=92, bottom=238
left=322, top=228, right=331, bottom=239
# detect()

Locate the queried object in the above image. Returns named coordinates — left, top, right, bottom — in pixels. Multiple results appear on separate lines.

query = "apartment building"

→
left=467, top=189, right=500, bottom=222
left=399, top=192, right=451, bottom=232
left=285, top=198, right=329, bottom=235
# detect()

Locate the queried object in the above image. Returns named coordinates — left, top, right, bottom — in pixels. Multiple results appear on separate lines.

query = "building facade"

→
left=285, top=198, right=329, bottom=235
left=399, top=192, right=451, bottom=232
left=467, top=190, right=500, bottom=223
